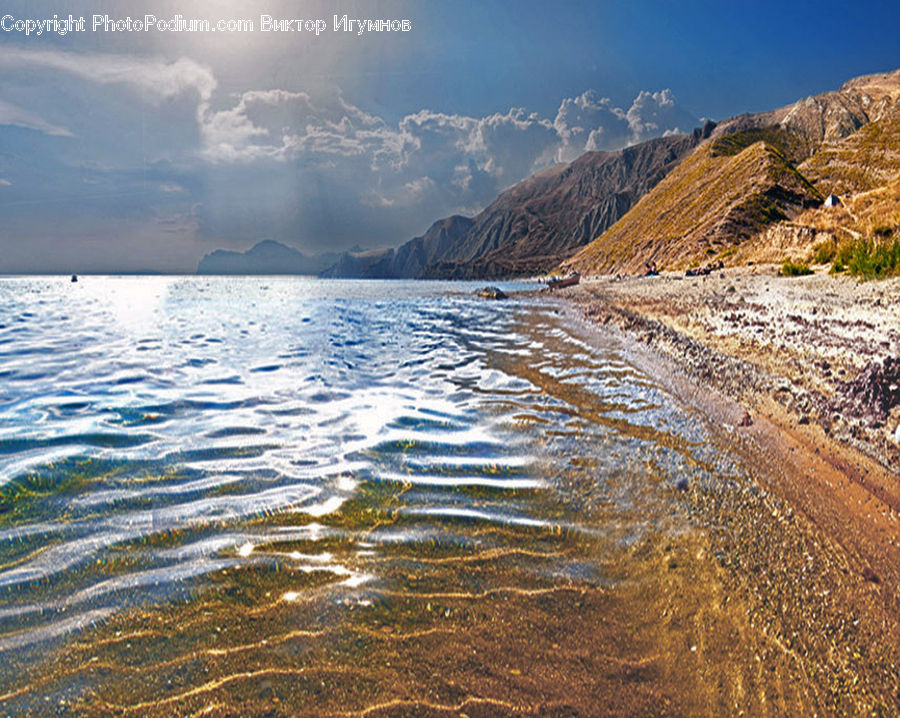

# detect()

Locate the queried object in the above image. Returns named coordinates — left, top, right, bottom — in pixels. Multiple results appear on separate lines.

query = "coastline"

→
left=2, top=276, right=900, bottom=713
left=546, top=267, right=900, bottom=605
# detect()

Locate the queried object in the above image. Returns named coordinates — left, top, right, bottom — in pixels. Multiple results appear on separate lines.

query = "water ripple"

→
left=0, top=276, right=726, bottom=662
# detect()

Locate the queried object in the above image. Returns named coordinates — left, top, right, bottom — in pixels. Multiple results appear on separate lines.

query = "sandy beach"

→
left=557, top=266, right=900, bottom=601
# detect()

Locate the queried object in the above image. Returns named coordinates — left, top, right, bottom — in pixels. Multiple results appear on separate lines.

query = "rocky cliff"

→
left=321, top=216, right=473, bottom=279
left=564, top=69, right=900, bottom=275
left=324, top=125, right=714, bottom=279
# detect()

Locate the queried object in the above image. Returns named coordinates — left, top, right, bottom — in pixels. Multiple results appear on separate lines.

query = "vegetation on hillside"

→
left=780, top=260, right=813, bottom=276
left=564, top=133, right=822, bottom=274
left=800, top=104, right=900, bottom=195
left=799, top=178, right=900, bottom=278
left=813, top=236, right=900, bottom=278
left=711, top=126, right=807, bottom=164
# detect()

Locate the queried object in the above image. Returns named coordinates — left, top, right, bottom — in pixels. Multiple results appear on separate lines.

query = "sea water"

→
left=0, top=276, right=890, bottom=714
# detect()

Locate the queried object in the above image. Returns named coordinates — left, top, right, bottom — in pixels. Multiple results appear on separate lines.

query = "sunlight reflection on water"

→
left=0, top=276, right=732, bottom=661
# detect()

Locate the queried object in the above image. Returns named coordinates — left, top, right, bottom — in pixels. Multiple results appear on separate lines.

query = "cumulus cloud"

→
left=554, top=90, right=630, bottom=161
left=553, top=88, right=700, bottom=161
left=202, top=84, right=695, bottom=173
left=200, top=88, right=402, bottom=166
left=395, top=108, right=557, bottom=180
left=0, top=97, right=72, bottom=137
left=625, top=89, right=697, bottom=143
left=0, top=48, right=699, bottom=256
left=195, top=84, right=696, bottom=221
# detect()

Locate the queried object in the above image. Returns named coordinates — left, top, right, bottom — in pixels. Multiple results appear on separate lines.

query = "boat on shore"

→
left=546, top=272, right=580, bottom=290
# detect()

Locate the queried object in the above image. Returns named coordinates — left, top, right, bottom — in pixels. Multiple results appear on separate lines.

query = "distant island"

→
left=196, top=239, right=345, bottom=275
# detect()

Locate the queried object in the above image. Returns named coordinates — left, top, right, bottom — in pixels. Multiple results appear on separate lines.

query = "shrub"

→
left=812, top=240, right=838, bottom=264
left=811, top=235, right=900, bottom=278
left=781, top=260, right=813, bottom=276
left=843, top=237, right=900, bottom=279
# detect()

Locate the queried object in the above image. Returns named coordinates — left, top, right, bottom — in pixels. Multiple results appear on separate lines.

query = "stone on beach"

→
left=477, top=286, right=507, bottom=300
left=831, top=357, right=900, bottom=427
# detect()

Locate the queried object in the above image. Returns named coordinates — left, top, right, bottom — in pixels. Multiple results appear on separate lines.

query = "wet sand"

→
left=560, top=266, right=900, bottom=627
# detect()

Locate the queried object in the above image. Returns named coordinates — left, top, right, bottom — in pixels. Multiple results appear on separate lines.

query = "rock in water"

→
left=477, top=287, right=507, bottom=300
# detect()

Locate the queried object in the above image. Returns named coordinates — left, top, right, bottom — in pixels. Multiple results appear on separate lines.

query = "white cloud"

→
left=0, top=48, right=216, bottom=123
left=0, top=178, right=11, bottom=186
left=554, top=90, right=630, bottom=161
left=0, top=47, right=698, bottom=255
left=394, top=107, right=557, bottom=181
left=194, top=83, right=695, bottom=224
left=552, top=88, right=699, bottom=161
left=0, top=98, right=72, bottom=137
left=626, top=89, right=696, bottom=143
left=200, top=88, right=398, bottom=164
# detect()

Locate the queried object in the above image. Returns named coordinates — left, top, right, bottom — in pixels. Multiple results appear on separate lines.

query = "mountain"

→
left=321, top=216, right=473, bottom=279
left=325, top=125, right=715, bottom=279
left=706, top=70, right=900, bottom=162
left=564, top=69, right=900, bottom=275
left=222, top=69, right=900, bottom=280
left=562, top=129, right=822, bottom=273
left=798, top=80, right=900, bottom=195
left=424, top=125, right=715, bottom=278
left=197, top=240, right=343, bottom=275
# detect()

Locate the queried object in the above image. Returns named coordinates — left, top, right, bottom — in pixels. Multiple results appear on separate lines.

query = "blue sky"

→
left=0, top=0, right=897, bottom=272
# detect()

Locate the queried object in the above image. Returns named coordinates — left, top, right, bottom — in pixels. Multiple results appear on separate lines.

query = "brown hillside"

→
left=562, top=70, right=900, bottom=276
left=799, top=98, right=900, bottom=195
left=711, top=69, right=900, bottom=163
left=421, top=129, right=711, bottom=278
left=562, top=136, right=821, bottom=274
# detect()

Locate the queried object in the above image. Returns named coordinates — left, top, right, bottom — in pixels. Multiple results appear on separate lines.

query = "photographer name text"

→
left=1, top=13, right=412, bottom=36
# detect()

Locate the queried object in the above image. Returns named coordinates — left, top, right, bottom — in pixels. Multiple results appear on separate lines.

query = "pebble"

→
left=861, top=567, right=880, bottom=584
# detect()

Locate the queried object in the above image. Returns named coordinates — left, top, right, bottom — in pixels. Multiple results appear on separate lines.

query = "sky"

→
left=0, top=0, right=898, bottom=273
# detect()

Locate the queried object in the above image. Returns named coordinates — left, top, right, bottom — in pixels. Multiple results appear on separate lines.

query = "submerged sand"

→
left=3, top=276, right=900, bottom=716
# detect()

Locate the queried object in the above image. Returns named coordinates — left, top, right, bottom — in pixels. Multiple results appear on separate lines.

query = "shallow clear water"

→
left=0, top=276, right=891, bottom=714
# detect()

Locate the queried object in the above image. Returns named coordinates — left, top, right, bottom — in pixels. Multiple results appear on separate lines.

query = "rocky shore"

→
left=555, top=266, right=900, bottom=607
